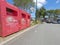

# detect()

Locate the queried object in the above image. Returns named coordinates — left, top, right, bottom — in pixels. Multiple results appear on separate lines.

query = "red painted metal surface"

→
left=0, top=0, right=31, bottom=37
left=0, top=0, right=19, bottom=37
left=27, top=14, right=31, bottom=27
left=19, top=10, right=27, bottom=30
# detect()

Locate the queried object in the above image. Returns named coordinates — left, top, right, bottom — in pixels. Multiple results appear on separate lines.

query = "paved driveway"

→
left=4, top=23, right=60, bottom=45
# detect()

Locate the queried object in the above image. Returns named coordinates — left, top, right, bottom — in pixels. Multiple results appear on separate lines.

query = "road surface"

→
left=4, top=23, right=60, bottom=45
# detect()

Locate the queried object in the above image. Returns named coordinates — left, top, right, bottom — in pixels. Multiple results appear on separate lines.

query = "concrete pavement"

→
left=0, top=24, right=38, bottom=45
left=3, top=23, right=60, bottom=45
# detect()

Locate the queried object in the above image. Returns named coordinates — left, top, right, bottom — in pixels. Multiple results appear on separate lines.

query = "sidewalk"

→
left=0, top=24, right=38, bottom=45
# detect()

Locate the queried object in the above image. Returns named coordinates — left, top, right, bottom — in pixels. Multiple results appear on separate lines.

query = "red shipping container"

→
left=0, top=1, right=19, bottom=37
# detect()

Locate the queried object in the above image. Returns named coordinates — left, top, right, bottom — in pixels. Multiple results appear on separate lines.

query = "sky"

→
left=6, top=0, right=60, bottom=17
left=45, top=0, right=60, bottom=10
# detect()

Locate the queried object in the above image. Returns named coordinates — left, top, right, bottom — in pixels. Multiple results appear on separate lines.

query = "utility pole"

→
left=35, top=0, right=37, bottom=23
left=36, top=0, right=37, bottom=10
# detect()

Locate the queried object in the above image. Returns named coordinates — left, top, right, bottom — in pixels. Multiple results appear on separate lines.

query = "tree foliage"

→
left=47, top=9, right=60, bottom=15
left=35, top=7, right=46, bottom=20
left=46, top=9, right=60, bottom=20
left=13, top=0, right=34, bottom=9
left=55, top=9, right=60, bottom=15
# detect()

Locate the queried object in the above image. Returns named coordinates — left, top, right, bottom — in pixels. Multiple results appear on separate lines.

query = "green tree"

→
left=47, top=10, right=54, bottom=18
left=13, top=0, right=34, bottom=10
left=55, top=9, right=60, bottom=15
left=35, top=7, right=46, bottom=21
left=47, top=9, right=60, bottom=19
left=39, top=7, right=46, bottom=18
left=46, top=9, right=60, bottom=21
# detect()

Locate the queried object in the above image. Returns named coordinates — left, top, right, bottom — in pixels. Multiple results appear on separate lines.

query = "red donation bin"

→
left=0, top=1, right=19, bottom=37
left=21, top=12, right=27, bottom=29
left=27, top=14, right=31, bottom=27
left=19, top=10, right=27, bottom=30
left=0, top=0, right=31, bottom=37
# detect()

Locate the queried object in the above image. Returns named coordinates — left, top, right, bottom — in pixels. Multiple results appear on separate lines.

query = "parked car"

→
left=45, top=18, right=53, bottom=23
left=52, top=21, right=58, bottom=24
left=57, top=19, right=60, bottom=24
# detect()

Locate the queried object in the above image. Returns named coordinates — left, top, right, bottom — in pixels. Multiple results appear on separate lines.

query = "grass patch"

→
left=31, top=20, right=41, bottom=26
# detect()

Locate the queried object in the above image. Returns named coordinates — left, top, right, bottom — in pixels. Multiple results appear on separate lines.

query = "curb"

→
left=0, top=24, right=38, bottom=45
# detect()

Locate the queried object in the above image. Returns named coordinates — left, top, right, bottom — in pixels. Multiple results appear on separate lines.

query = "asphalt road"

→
left=4, top=23, right=60, bottom=45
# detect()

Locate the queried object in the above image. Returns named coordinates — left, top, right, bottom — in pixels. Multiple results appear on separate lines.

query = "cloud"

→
left=33, top=0, right=47, bottom=8
left=56, top=0, right=60, bottom=4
